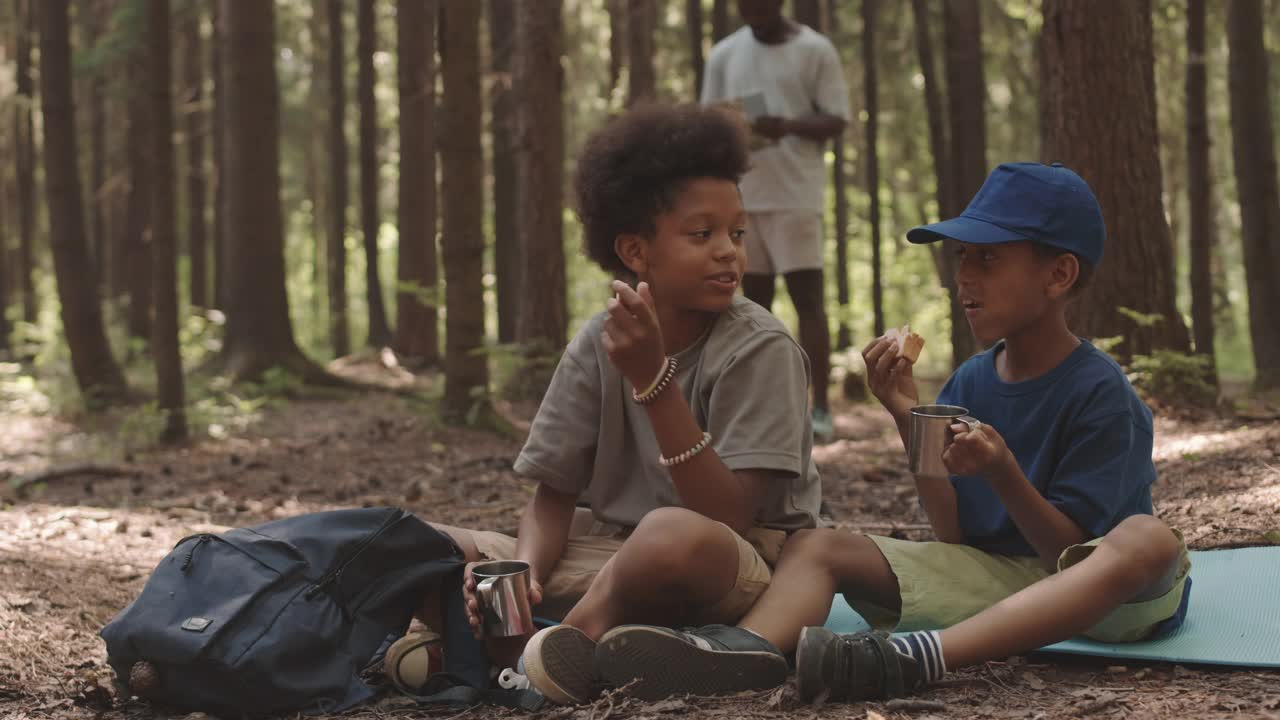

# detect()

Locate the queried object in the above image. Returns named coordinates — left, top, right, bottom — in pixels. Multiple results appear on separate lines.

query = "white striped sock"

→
left=889, top=631, right=947, bottom=684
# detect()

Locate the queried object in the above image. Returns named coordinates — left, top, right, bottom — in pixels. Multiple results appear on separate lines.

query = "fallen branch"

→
left=886, top=698, right=950, bottom=713
left=1076, top=694, right=1121, bottom=715
left=11, top=464, right=137, bottom=494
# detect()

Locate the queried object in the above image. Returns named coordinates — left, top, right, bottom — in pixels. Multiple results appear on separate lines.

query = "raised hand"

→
left=861, top=336, right=919, bottom=419
left=601, top=280, right=667, bottom=391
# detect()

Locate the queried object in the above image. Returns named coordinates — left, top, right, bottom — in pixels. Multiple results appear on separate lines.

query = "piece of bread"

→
left=883, top=324, right=925, bottom=363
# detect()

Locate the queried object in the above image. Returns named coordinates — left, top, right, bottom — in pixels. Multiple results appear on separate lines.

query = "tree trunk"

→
left=16, top=0, right=37, bottom=325
left=1226, top=0, right=1280, bottom=390
left=863, top=0, right=883, bottom=338
left=394, top=0, right=438, bottom=364
left=0, top=103, right=8, bottom=353
left=211, top=0, right=226, bottom=311
left=941, top=0, right=982, bottom=364
left=106, top=79, right=129, bottom=300
left=831, top=0, right=850, bottom=351
left=148, top=0, right=186, bottom=442
left=912, top=0, right=963, bottom=365
left=184, top=1, right=208, bottom=312
left=327, top=0, right=350, bottom=357
left=309, top=0, right=328, bottom=328
left=911, top=0, right=950, bottom=218
left=124, top=46, right=153, bottom=345
left=38, top=0, right=129, bottom=406
left=85, top=0, right=106, bottom=293
left=608, top=0, right=626, bottom=95
left=490, top=0, right=518, bottom=344
left=514, top=0, right=567, bottom=399
left=1040, top=0, right=1190, bottom=358
left=218, top=0, right=322, bottom=382
left=793, top=0, right=820, bottom=28
left=439, top=0, right=490, bottom=422
left=357, top=0, right=390, bottom=348
left=626, top=0, right=656, bottom=106
left=1185, top=0, right=1216, bottom=384
left=687, top=0, right=704, bottom=99
left=711, top=0, right=730, bottom=42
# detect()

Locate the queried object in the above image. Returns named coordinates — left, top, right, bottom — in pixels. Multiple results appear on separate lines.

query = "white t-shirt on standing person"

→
left=701, top=24, right=850, bottom=214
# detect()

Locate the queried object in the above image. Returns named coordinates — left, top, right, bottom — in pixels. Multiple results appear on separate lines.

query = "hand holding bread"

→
left=881, top=324, right=925, bottom=363
left=862, top=324, right=925, bottom=418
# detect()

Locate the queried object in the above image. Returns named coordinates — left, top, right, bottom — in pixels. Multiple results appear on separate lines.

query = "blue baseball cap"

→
left=907, top=162, right=1106, bottom=266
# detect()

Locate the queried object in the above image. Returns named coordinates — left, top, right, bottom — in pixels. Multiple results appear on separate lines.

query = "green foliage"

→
left=0, top=361, right=51, bottom=416
left=1117, top=306, right=1166, bottom=329
left=1127, top=350, right=1217, bottom=407
left=241, top=367, right=306, bottom=400
left=75, top=0, right=144, bottom=84
left=1091, top=335, right=1124, bottom=355
left=395, top=280, right=443, bottom=309
left=115, top=400, right=168, bottom=450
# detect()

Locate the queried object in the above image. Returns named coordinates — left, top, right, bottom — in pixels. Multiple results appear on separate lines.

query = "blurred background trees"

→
left=0, top=0, right=1276, bottom=440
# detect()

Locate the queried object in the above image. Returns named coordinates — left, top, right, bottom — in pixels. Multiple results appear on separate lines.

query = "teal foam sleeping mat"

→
left=822, top=547, right=1280, bottom=668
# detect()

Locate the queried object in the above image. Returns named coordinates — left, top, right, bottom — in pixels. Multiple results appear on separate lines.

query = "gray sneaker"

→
left=795, top=627, right=921, bottom=702
left=596, top=624, right=788, bottom=700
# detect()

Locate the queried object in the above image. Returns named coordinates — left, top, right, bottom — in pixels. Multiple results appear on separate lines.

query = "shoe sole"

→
left=522, top=626, right=598, bottom=705
left=384, top=631, right=442, bottom=694
left=596, top=626, right=787, bottom=701
left=795, top=625, right=835, bottom=703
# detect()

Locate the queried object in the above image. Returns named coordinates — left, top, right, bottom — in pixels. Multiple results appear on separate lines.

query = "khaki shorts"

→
left=470, top=517, right=785, bottom=625
left=744, top=211, right=824, bottom=275
left=849, top=531, right=1191, bottom=643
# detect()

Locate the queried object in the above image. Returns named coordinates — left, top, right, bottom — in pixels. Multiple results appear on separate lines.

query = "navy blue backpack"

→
left=100, top=507, right=539, bottom=716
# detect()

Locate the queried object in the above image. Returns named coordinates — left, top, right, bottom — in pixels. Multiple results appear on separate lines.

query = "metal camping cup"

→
left=472, top=560, right=535, bottom=638
left=908, top=404, right=982, bottom=479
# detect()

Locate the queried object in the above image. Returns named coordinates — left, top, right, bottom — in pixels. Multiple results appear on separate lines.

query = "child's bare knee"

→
left=628, top=507, right=727, bottom=572
left=1102, top=515, right=1181, bottom=588
left=783, top=527, right=832, bottom=560
left=632, top=506, right=704, bottom=542
left=781, top=527, right=858, bottom=569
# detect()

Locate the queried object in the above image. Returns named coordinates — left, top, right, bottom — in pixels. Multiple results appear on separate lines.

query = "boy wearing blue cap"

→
left=589, top=162, right=1192, bottom=702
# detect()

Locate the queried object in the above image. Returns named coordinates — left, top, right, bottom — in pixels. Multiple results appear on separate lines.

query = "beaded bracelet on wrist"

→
left=633, top=356, right=678, bottom=405
left=659, top=431, right=713, bottom=467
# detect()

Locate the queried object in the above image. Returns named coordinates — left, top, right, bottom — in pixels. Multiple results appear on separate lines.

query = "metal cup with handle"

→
left=908, top=404, right=982, bottom=479
left=471, top=560, right=535, bottom=638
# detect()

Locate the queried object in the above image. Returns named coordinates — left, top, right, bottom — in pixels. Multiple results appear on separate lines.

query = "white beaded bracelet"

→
left=658, top=431, right=713, bottom=468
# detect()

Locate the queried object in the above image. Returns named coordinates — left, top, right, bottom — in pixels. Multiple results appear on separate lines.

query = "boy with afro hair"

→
left=391, top=104, right=821, bottom=705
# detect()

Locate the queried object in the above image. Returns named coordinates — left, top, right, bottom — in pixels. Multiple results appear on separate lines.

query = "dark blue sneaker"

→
left=595, top=624, right=787, bottom=700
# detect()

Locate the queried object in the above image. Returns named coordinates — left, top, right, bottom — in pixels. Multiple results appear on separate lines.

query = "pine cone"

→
left=129, top=661, right=159, bottom=695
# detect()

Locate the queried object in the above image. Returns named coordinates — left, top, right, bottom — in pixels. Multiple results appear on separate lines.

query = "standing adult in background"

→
left=701, top=0, right=849, bottom=441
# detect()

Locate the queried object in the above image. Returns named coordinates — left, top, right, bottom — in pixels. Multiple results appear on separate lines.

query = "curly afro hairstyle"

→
left=573, top=103, right=752, bottom=277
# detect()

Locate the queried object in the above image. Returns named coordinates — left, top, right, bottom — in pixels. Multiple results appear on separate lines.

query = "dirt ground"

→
left=1, top=365, right=1278, bottom=720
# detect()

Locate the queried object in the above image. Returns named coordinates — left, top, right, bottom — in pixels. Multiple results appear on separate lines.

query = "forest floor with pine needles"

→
left=1, top=357, right=1278, bottom=720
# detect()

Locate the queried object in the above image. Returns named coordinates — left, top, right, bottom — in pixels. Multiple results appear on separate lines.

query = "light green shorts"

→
left=848, top=531, right=1191, bottom=643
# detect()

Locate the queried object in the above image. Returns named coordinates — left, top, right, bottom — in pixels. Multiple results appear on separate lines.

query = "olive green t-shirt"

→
left=513, top=295, right=821, bottom=531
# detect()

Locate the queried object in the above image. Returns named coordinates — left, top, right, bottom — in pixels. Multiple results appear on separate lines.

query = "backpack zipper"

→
left=180, top=535, right=212, bottom=572
left=304, top=511, right=399, bottom=600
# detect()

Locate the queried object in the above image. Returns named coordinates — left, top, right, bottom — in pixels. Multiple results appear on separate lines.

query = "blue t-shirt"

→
left=935, top=339, right=1155, bottom=557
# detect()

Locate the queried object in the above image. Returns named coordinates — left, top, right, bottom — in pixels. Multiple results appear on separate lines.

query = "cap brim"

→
left=906, top=214, right=1028, bottom=246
